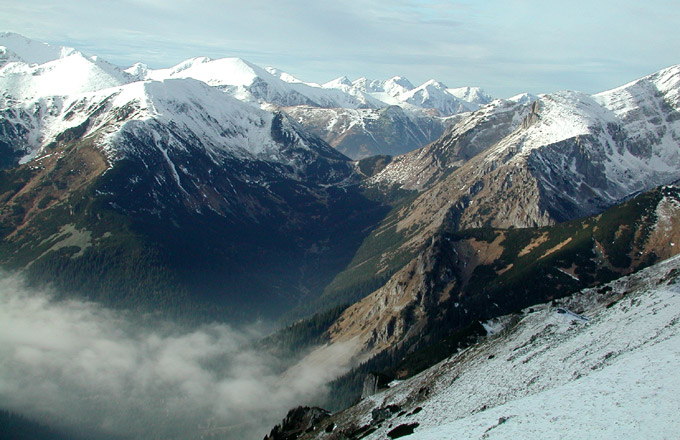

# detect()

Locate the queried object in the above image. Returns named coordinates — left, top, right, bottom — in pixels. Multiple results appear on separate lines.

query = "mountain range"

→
left=1, top=32, right=680, bottom=439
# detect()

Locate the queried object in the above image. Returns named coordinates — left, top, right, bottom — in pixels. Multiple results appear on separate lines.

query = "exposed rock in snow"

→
left=303, top=255, right=680, bottom=439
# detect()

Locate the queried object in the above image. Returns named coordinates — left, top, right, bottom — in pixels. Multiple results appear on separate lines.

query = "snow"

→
left=264, top=67, right=320, bottom=87
left=5, top=75, right=327, bottom=169
left=0, top=32, right=77, bottom=65
left=3, top=33, right=679, bottom=203
left=147, top=57, right=263, bottom=87
left=507, top=92, right=538, bottom=105
left=447, top=86, right=493, bottom=108
left=416, top=334, right=680, bottom=439
left=103, top=78, right=287, bottom=158
left=519, top=91, right=617, bottom=150
left=368, top=64, right=680, bottom=205
left=353, top=255, right=680, bottom=440
left=392, top=79, right=478, bottom=116
left=132, top=56, right=385, bottom=109
left=1, top=33, right=494, bottom=160
left=0, top=48, right=132, bottom=102
left=323, top=76, right=353, bottom=89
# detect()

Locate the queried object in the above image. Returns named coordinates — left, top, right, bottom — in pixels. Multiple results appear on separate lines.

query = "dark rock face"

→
left=371, top=404, right=401, bottom=423
left=387, top=423, right=419, bottom=439
left=361, top=373, right=392, bottom=398
left=527, top=135, right=613, bottom=222
left=264, top=406, right=331, bottom=440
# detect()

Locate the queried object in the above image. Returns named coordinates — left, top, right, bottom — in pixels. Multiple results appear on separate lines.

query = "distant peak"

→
left=386, top=76, right=415, bottom=89
left=507, top=92, right=538, bottom=105
left=184, top=56, right=213, bottom=65
left=265, top=66, right=308, bottom=84
left=421, top=79, right=447, bottom=89
left=352, top=77, right=371, bottom=87
left=337, top=76, right=353, bottom=85
left=0, top=32, right=78, bottom=65
left=324, top=76, right=353, bottom=88
left=125, top=62, right=150, bottom=79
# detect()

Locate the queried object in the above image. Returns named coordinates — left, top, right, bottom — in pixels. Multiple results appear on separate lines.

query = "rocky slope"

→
left=294, top=75, right=493, bottom=158
left=325, top=185, right=680, bottom=361
left=295, top=253, right=680, bottom=439
left=357, top=66, right=680, bottom=271
left=282, top=105, right=449, bottom=160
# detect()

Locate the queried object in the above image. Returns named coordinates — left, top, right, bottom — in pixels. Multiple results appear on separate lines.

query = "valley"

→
left=1, top=32, right=679, bottom=440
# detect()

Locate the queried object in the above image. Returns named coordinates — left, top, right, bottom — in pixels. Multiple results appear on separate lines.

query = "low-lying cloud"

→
left=0, top=273, right=353, bottom=439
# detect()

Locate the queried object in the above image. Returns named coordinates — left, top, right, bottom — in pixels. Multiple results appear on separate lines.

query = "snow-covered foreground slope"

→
left=417, top=333, right=679, bottom=439
left=310, top=255, right=680, bottom=439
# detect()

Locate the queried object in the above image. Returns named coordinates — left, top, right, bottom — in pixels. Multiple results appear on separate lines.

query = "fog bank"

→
left=0, top=273, right=353, bottom=439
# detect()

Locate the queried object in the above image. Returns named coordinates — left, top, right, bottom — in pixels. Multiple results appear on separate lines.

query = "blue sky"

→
left=1, top=0, right=678, bottom=97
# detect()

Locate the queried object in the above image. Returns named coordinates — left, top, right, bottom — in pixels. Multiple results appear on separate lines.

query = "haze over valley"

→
left=1, top=17, right=680, bottom=440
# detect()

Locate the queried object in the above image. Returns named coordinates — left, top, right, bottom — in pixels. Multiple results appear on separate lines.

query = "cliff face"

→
left=321, top=186, right=680, bottom=364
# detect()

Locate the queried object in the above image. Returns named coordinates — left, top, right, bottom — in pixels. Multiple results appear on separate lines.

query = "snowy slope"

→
left=0, top=33, right=133, bottom=102
left=325, top=75, right=490, bottom=116
left=397, top=79, right=478, bottom=115
left=310, top=255, right=680, bottom=439
left=3, top=75, right=349, bottom=177
left=130, top=57, right=384, bottom=109
left=0, top=32, right=79, bottom=65
left=367, top=65, right=680, bottom=233
left=265, top=67, right=320, bottom=87
left=447, top=86, right=494, bottom=108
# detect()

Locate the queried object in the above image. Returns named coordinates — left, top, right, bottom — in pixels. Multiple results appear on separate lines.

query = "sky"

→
left=1, top=0, right=678, bottom=98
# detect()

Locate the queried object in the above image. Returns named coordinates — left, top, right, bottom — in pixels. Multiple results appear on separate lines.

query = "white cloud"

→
left=0, top=273, right=349, bottom=439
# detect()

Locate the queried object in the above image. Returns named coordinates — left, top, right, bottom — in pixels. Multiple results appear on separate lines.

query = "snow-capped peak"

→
left=447, top=86, right=494, bottom=107
left=381, top=76, right=416, bottom=97
left=124, top=62, right=150, bottom=80
left=593, top=64, right=680, bottom=118
left=145, top=56, right=266, bottom=88
left=397, top=79, right=476, bottom=116
left=0, top=32, right=78, bottom=65
left=387, top=76, right=415, bottom=89
left=1, top=33, right=494, bottom=119
left=323, top=76, right=354, bottom=89
left=507, top=92, right=538, bottom=105
left=419, top=79, right=448, bottom=90
left=9, top=75, right=348, bottom=172
left=0, top=43, right=133, bottom=102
